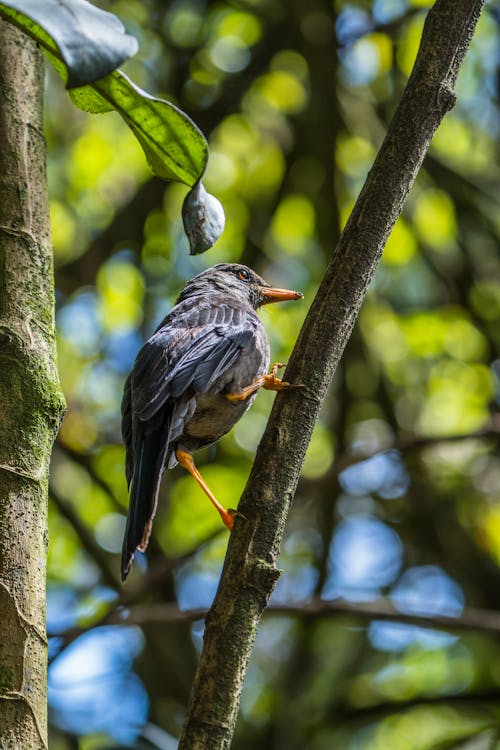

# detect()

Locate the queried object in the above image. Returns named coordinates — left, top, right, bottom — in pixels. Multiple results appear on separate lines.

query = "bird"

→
left=120, top=263, right=303, bottom=581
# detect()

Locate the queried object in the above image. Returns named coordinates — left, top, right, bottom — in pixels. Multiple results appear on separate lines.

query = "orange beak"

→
left=261, top=286, right=303, bottom=304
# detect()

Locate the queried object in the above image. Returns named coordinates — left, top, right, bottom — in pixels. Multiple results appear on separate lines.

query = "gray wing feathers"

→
left=131, top=313, right=255, bottom=421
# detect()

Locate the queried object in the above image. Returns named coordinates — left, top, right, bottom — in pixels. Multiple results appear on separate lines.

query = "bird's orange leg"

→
left=226, top=362, right=289, bottom=402
left=175, top=449, right=235, bottom=530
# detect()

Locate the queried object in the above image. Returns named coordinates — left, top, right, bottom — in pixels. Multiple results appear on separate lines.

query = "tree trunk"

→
left=0, top=20, right=65, bottom=750
left=178, top=0, right=485, bottom=748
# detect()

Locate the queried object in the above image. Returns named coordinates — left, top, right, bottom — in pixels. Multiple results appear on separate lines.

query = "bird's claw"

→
left=226, top=508, right=247, bottom=529
left=221, top=508, right=247, bottom=530
left=264, top=378, right=307, bottom=391
left=269, top=378, right=289, bottom=390
left=269, top=362, right=286, bottom=378
left=268, top=365, right=305, bottom=393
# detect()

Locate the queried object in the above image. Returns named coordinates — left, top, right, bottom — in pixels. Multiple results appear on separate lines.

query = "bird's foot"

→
left=262, top=362, right=288, bottom=391
left=226, top=363, right=290, bottom=402
left=262, top=375, right=288, bottom=391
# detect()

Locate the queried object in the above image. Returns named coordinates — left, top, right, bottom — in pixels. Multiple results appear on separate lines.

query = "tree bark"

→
left=178, top=0, right=485, bottom=748
left=0, top=20, right=65, bottom=750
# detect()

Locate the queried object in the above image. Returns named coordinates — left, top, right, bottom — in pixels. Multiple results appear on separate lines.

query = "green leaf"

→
left=72, top=70, right=209, bottom=184
left=0, top=0, right=138, bottom=88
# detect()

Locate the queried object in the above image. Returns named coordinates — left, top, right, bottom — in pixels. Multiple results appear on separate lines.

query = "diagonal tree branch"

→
left=178, top=1, right=486, bottom=748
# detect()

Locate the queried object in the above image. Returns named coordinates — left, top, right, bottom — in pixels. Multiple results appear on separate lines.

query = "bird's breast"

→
left=183, top=391, right=253, bottom=446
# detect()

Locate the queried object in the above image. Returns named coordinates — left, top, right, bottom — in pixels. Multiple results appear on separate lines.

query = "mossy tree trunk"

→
left=0, top=20, right=65, bottom=750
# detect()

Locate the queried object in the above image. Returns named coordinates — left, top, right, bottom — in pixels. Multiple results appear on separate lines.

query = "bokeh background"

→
left=45, top=0, right=500, bottom=748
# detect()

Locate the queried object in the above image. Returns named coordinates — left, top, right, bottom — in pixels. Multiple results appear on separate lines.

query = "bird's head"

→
left=178, top=263, right=303, bottom=310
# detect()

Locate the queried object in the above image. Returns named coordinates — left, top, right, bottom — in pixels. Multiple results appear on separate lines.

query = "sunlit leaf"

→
left=59, top=411, right=99, bottom=452
left=420, top=361, right=493, bottom=435
left=384, top=217, right=418, bottom=265
left=336, top=135, right=375, bottom=178
left=97, top=259, right=145, bottom=333
left=270, top=194, right=315, bottom=254
left=366, top=32, right=393, bottom=74
left=413, top=189, right=457, bottom=250
left=258, top=70, right=308, bottom=113
left=397, top=14, right=425, bottom=77
left=50, top=200, right=76, bottom=260
left=432, top=116, right=472, bottom=163
left=302, top=424, right=334, bottom=479
left=215, top=10, right=262, bottom=46
left=72, top=71, right=208, bottom=185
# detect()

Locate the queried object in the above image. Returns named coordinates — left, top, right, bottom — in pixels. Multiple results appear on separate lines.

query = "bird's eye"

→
left=237, top=269, right=250, bottom=281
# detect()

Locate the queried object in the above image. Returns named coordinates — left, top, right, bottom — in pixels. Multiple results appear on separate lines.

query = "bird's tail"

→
left=121, top=425, right=167, bottom=581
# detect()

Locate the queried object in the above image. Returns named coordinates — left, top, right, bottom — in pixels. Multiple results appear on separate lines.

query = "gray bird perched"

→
left=121, top=263, right=303, bottom=580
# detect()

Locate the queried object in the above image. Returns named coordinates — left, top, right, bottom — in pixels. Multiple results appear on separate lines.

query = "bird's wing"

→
left=120, top=300, right=258, bottom=580
left=130, top=300, right=256, bottom=421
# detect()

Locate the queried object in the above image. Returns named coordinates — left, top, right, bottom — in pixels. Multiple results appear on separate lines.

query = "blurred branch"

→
left=54, top=441, right=124, bottom=513
left=337, top=689, right=500, bottom=723
left=297, top=413, right=500, bottom=503
left=282, top=597, right=500, bottom=635
left=49, top=486, right=120, bottom=590
left=178, top=2, right=486, bottom=748
left=331, top=412, right=500, bottom=475
left=49, top=595, right=500, bottom=637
